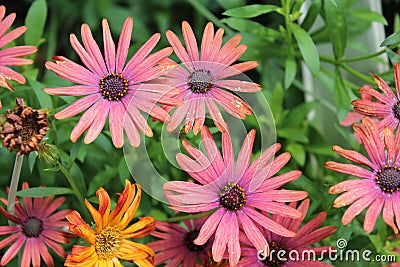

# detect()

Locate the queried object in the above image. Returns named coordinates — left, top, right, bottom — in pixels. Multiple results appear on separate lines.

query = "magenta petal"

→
left=211, top=211, right=229, bottom=262
left=195, top=208, right=225, bottom=245
left=102, top=19, right=116, bottom=73
left=238, top=211, right=268, bottom=252
left=0, top=235, right=25, bottom=266
left=227, top=212, right=240, bottom=266
left=243, top=207, right=295, bottom=237
left=83, top=101, right=110, bottom=144
left=116, top=17, right=133, bottom=71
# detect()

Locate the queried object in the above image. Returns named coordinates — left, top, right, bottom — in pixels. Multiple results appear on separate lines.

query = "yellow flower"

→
left=65, top=180, right=155, bottom=267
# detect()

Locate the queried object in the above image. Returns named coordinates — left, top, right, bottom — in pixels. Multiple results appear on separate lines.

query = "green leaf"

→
left=16, top=187, right=73, bottom=197
left=216, top=0, right=246, bottom=10
left=334, top=67, right=351, bottom=122
left=284, top=55, right=297, bottom=89
left=88, top=166, right=118, bottom=196
left=278, top=128, right=309, bottom=143
left=222, top=18, right=281, bottom=41
left=381, top=31, right=400, bottom=47
left=285, top=101, right=316, bottom=127
left=301, top=0, right=322, bottom=31
left=324, top=0, right=347, bottom=58
left=287, top=143, right=306, bottom=166
left=27, top=78, right=53, bottom=109
left=28, top=152, right=37, bottom=173
left=386, top=48, right=400, bottom=64
left=223, top=4, right=280, bottom=18
left=351, top=9, right=387, bottom=26
left=290, top=23, right=320, bottom=75
left=69, top=137, right=83, bottom=163
left=24, top=0, right=47, bottom=46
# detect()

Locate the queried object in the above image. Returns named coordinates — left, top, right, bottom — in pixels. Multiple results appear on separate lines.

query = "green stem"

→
left=339, top=63, right=375, bottom=84
left=164, top=208, right=218, bottom=223
left=58, top=163, right=90, bottom=219
left=340, top=49, right=387, bottom=63
left=186, top=0, right=234, bottom=35
left=7, top=154, right=24, bottom=225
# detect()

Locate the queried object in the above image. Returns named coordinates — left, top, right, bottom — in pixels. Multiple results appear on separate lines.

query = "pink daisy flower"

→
left=238, top=199, right=337, bottom=267
left=0, top=5, right=37, bottom=91
left=148, top=218, right=211, bottom=266
left=325, top=117, right=400, bottom=234
left=0, top=182, right=72, bottom=267
left=352, top=62, right=400, bottom=130
left=162, top=21, right=261, bottom=134
left=44, top=17, right=179, bottom=148
left=164, top=126, right=308, bottom=266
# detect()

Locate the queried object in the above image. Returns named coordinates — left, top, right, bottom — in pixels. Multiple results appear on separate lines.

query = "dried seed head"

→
left=0, top=98, right=49, bottom=155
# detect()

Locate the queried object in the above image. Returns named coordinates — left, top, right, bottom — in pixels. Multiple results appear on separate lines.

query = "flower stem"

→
left=58, top=163, right=90, bottom=219
left=164, top=208, right=218, bottom=223
left=7, top=154, right=24, bottom=225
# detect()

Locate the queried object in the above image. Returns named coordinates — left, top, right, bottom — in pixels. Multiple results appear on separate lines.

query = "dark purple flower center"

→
left=188, top=69, right=213, bottom=94
left=184, top=229, right=207, bottom=252
left=21, top=112, right=40, bottom=143
left=376, top=166, right=400, bottom=193
left=393, top=102, right=400, bottom=121
left=99, top=73, right=129, bottom=101
left=260, top=241, right=287, bottom=266
left=219, top=182, right=246, bottom=211
left=22, top=217, right=43, bottom=237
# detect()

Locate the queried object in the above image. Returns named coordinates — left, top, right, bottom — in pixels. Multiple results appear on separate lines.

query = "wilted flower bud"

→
left=0, top=98, right=49, bottom=155
left=38, top=142, right=59, bottom=165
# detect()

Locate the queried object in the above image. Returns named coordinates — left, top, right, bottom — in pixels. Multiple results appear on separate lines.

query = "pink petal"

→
left=45, top=56, right=99, bottom=85
left=0, top=235, right=25, bottom=266
left=124, top=33, right=160, bottom=74
left=43, top=85, right=98, bottom=96
left=84, top=101, right=110, bottom=144
left=236, top=129, right=256, bottom=181
left=205, top=97, right=227, bottom=132
left=328, top=179, right=372, bottom=194
left=215, top=80, right=261, bottom=93
left=358, top=84, right=395, bottom=104
left=342, top=189, right=380, bottom=225
left=70, top=33, right=105, bottom=77
left=109, top=101, right=125, bottom=148
left=193, top=97, right=206, bottom=135
left=383, top=196, right=398, bottom=234
left=53, top=93, right=101, bottom=119
left=80, top=23, right=107, bottom=75
left=0, top=26, right=27, bottom=48
left=209, top=28, right=224, bottom=61
left=261, top=170, right=302, bottom=191
left=116, top=17, right=133, bottom=72
left=102, top=19, right=116, bottom=73
left=0, top=46, right=37, bottom=58
left=200, top=22, right=214, bottom=62
left=352, top=100, right=393, bottom=117
left=37, top=239, right=53, bottom=267
left=363, top=193, right=385, bottom=233
left=324, top=162, right=374, bottom=179
left=243, top=207, right=295, bottom=237
left=0, top=12, right=16, bottom=38
left=167, top=101, right=190, bottom=132
left=213, top=34, right=241, bottom=62
left=211, top=212, right=230, bottom=262
left=166, top=29, right=192, bottom=67
left=182, top=21, right=199, bottom=64
left=331, top=145, right=376, bottom=170
left=195, top=208, right=225, bottom=245
left=238, top=210, right=268, bottom=251
left=332, top=184, right=375, bottom=208
left=227, top=212, right=240, bottom=266
left=201, top=127, right=225, bottom=176
left=70, top=99, right=105, bottom=142
left=395, top=62, right=400, bottom=98
left=123, top=98, right=153, bottom=137
left=372, top=72, right=397, bottom=100
left=216, top=61, right=259, bottom=80
left=0, top=65, right=25, bottom=83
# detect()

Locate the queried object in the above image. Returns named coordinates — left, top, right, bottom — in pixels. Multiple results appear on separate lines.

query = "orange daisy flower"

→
left=65, top=180, right=155, bottom=267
